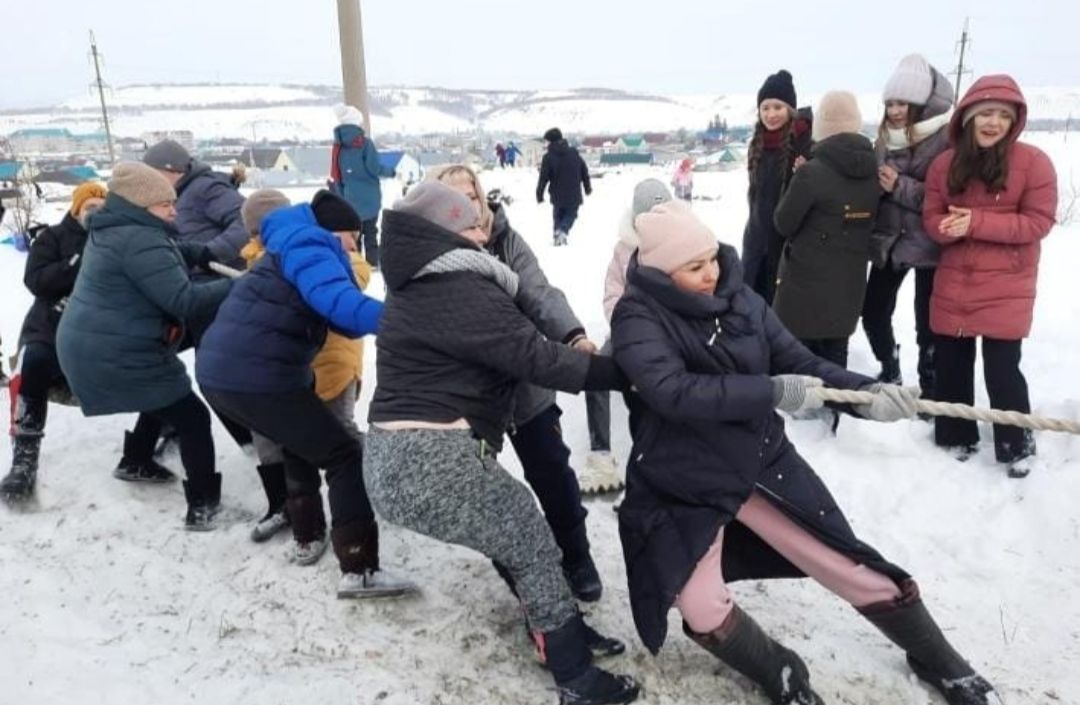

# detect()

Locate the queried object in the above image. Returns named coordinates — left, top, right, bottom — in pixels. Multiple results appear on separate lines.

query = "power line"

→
left=89, top=30, right=116, bottom=165
left=953, top=17, right=973, bottom=104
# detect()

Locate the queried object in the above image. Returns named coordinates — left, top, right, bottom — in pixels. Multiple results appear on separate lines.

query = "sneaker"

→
left=113, top=458, right=177, bottom=483
left=553, top=230, right=568, bottom=246
left=184, top=502, right=221, bottom=531
left=250, top=510, right=290, bottom=543
left=337, top=569, right=419, bottom=599
left=291, top=534, right=329, bottom=566
left=579, top=451, right=624, bottom=495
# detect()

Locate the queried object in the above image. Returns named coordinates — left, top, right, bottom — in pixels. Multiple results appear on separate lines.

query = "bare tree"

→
left=1059, top=171, right=1078, bottom=226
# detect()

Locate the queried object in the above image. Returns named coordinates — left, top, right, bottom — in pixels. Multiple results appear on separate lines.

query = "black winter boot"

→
left=917, top=344, right=936, bottom=402
left=560, top=521, right=603, bottom=602
left=115, top=431, right=177, bottom=483
left=2, top=395, right=47, bottom=500
left=537, top=614, right=640, bottom=705
left=332, top=519, right=417, bottom=598
left=683, top=606, right=824, bottom=704
left=859, top=580, right=1002, bottom=705
left=250, top=462, right=289, bottom=542
left=183, top=473, right=222, bottom=531
left=878, top=345, right=903, bottom=385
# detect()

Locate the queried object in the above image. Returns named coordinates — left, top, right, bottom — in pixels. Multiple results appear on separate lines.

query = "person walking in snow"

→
left=330, top=104, right=382, bottom=269
left=671, top=158, right=694, bottom=202
left=923, top=74, right=1057, bottom=478
left=55, top=163, right=233, bottom=530
left=537, top=127, right=591, bottom=246
left=495, top=142, right=507, bottom=168
left=234, top=189, right=377, bottom=560
left=862, top=54, right=955, bottom=398
left=742, top=70, right=813, bottom=304
left=506, top=141, right=522, bottom=167
left=1, top=182, right=107, bottom=500
left=365, top=181, right=640, bottom=705
left=612, top=200, right=1002, bottom=705
left=433, top=164, right=605, bottom=600
left=196, top=189, right=417, bottom=598
left=582, top=178, right=675, bottom=494
left=772, top=91, right=879, bottom=371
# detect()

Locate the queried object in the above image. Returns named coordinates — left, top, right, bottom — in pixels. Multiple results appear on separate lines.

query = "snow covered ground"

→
left=0, top=134, right=1077, bottom=705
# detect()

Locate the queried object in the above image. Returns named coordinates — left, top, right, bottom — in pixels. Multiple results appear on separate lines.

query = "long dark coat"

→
left=611, top=244, right=909, bottom=653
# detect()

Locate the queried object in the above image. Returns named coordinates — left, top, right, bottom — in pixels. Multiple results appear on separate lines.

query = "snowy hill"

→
left=4, top=82, right=1077, bottom=141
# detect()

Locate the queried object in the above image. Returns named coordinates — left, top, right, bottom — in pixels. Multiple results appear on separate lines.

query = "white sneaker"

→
left=291, top=534, right=329, bottom=566
left=337, top=569, right=419, bottom=599
left=579, top=451, right=624, bottom=495
left=250, top=510, right=289, bottom=543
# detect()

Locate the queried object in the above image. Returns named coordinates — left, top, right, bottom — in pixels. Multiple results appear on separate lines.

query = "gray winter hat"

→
left=632, top=178, right=673, bottom=219
left=241, top=188, right=290, bottom=234
left=393, top=181, right=481, bottom=234
left=143, top=139, right=192, bottom=173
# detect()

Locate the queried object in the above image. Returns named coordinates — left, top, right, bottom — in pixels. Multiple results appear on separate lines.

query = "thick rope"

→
left=816, top=387, right=1080, bottom=435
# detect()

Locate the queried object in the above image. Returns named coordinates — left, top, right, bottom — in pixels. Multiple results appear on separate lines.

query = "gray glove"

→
left=854, top=383, right=920, bottom=422
left=770, top=375, right=825, bottom=414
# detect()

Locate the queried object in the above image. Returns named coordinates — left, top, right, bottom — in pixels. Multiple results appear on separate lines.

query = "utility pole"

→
left=336, top=0, right=372, bottom=135
left=89, top=30, right=116, bottom=165
left=953, top=17, right=973, bottom=104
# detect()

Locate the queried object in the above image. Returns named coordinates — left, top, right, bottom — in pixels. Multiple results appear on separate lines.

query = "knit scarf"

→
left=882, top=111, right=952, bottom=151
left=415, top=249, right=520, bottom=298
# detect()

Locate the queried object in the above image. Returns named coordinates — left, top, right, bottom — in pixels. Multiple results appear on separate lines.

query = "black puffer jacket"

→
left=772, top=132, right=880, bottom=340
left=369, top=209, right=617, bottom=449
left=536, top=140, right=591, bottom=207
left=19, top=212, right=89, bottom=348
left=611, top=244, right=906, bottom=653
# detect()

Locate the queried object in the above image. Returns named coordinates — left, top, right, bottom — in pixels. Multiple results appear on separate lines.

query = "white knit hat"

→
left=883, top=54, right=934, bottom=105
left=333, top=104, right=364, bottom=127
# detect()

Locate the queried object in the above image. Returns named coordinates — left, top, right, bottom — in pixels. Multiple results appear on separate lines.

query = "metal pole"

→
left=89, top=30, right=116, bottom=165
left=953, top=17, right=971, bottom=105
left=336, top=0, right=372, bottom=135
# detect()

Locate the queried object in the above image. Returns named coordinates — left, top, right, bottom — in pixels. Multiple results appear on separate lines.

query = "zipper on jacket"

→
left=707, top=317, right=722, bottom=346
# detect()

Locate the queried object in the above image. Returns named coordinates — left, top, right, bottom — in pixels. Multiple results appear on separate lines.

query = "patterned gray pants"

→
left=365, top=427, right=576, bottom=632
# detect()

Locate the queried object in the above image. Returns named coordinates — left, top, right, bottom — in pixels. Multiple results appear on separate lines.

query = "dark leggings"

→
left=130, top=393, right=215, bottom=487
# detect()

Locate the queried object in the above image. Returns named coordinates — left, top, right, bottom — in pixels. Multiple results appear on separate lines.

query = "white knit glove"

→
left=854, top=383, right=920, bottom=422
left=770, top=375, right=825, bottom=414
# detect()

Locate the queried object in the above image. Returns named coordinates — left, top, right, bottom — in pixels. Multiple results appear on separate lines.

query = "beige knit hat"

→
left=813, top=91, right=863, bottom=142
left=635, top=201, right=717, bottom=275
left=241, top=188, right=290, bottom=234
left=108, top=162, right=176, bottom=208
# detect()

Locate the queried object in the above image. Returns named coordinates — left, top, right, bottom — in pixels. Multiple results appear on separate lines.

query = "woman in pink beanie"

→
left=611, top=201, right=999, bottom=705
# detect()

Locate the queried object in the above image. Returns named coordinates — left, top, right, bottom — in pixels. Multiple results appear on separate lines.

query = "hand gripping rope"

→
left=815, top=387, right=1080, bottom=435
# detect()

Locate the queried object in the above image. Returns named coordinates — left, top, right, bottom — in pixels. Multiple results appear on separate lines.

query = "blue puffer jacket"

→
left=331, top=124, right=382, bottom=220
left=195, top=203, right=383, bottom=394
left=174, top=162, right=249, bottom=268
left=56, top=194, right=231, bottom=416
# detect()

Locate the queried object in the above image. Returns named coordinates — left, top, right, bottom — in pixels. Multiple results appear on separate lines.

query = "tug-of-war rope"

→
left=207, top=264, right=1080, bottom=436
left=816, top=387, right=1080, bottom=435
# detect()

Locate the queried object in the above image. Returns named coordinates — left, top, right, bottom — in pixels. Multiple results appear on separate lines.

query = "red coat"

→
left=923, top=75, right=1058, bottom=340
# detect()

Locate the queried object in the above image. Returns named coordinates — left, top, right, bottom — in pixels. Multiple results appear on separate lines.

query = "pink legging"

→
left=676, top=491, right=902, bottom=633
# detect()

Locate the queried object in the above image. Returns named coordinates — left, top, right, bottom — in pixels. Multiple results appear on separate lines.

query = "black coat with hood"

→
left=536, top=140, right=591, bottom=208
left=18, top=212, right=90, bottom=349
left=611, top=243, right=908, bottom=654
left=369, top=209, right=618, bottom=449
left=772, top=132, right=880, bottom=340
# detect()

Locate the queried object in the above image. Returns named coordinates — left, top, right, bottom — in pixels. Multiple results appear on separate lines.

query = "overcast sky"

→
left=2, top=0, right=1076, bottom=109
